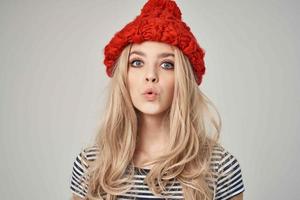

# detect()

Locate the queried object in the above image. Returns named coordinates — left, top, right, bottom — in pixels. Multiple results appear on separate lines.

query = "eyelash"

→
left=129, top=59, right=174, bottom=70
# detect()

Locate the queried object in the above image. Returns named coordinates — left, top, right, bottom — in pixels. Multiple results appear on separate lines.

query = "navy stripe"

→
left=215, top=185, right=244, bottom=200
left=216, top=174, right=243, bottom=195
left=74, top=159, right=84, bottom=173
left=218, top=165, right=241, bottom=184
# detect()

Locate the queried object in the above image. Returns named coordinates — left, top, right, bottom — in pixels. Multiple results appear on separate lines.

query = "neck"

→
left=136, top=111, right=170, bottom=153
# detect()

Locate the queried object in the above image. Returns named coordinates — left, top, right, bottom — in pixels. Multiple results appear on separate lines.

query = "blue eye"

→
left=161, top=62, right=174, bottom=70
left=130, top=60, right=143, bottom=67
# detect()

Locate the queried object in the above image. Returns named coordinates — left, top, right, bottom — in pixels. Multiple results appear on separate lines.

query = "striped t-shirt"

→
left=70, top=145, right=245, bottom=200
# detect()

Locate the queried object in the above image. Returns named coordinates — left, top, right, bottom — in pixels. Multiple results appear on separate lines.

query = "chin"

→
left=139, top=110, right=164, bottom=116
left=135, top=105, right=170, bottom=116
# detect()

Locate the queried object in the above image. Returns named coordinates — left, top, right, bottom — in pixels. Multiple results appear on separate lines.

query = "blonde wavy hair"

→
left=84, top=43, right=221, bottom=200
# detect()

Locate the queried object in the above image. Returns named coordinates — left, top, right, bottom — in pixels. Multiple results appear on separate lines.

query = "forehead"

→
left=130, top=41, right=175, bottom=54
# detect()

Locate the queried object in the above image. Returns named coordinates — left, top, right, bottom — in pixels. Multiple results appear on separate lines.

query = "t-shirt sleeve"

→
left=70, top=149, right=90, bottom=198
left=214, top=149, right=245, bottom=200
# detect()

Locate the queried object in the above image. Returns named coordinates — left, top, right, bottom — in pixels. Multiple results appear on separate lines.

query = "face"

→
left=127, top=41, right=175, bottom=116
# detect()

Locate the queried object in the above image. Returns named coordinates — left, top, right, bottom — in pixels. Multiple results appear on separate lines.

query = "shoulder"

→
left=211, top=144, right=245, bottom=200
left=70, top=146, right=100, bottom=198
left=75, top=146, right=100, bottom=170
left=80, top=146, right=100, bottom=162
left=211, top=144, right=243, bottom=176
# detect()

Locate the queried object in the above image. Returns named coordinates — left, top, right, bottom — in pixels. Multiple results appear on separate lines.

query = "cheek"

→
left=164, top=76, right=175, bottom=99
left=127, top=68, right=140, bottom=84
left=127, top=71, right=139, bottom=97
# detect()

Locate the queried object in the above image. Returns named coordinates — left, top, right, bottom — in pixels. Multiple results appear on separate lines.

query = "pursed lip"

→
left=143, top=92, right=158, bottom=101
left=142, top=87, right=159, bottom=95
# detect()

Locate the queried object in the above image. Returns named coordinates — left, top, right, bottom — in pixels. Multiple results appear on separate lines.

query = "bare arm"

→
left=228, top=192, right=243, bottom=200
left=71, top=194, right=85, bottom=200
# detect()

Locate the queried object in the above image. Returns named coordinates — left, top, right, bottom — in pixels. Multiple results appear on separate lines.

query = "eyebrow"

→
left=129, top=50, right=174, bottom=58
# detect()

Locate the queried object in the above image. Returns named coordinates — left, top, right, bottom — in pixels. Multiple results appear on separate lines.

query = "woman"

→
left=70, top=0, right=245, bottom=199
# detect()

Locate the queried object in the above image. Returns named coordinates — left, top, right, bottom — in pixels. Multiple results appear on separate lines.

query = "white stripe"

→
left=120, top=193, right=184, bottom=199
left=216, top=181, right=244, bottom=200
left=73, top=161, right=85, bottom=176
left=70, top=185, right=86, bottom=198
left=128, top=187, right=184, bottom=194
left=71, top=178, right=88, bottom=193
left=130, top=183, right=183, bottom=190
left=78, top=153, right=89, bottom=168
left=216, top=173, right=242, bottom=194
left=219, top=162, right=240, bottom=182
left=71, top=172, right=83, bottom=186
left=219, top=156, right=237, bottom=173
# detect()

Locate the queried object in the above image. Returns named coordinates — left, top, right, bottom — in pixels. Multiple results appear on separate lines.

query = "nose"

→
left=146, top=76, right=157, bottom=82
left=145, top=67, right=158, bottom=83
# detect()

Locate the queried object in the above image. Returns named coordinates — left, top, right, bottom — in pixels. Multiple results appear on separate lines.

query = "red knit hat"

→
left=104, top=0, right=206, bottom=85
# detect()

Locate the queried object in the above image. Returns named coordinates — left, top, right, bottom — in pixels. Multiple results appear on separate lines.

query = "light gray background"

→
left=0, top=0, right=299, bottom=199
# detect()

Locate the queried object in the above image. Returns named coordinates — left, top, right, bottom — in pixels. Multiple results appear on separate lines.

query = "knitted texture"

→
left=104, top=0, right=206, bottom=85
